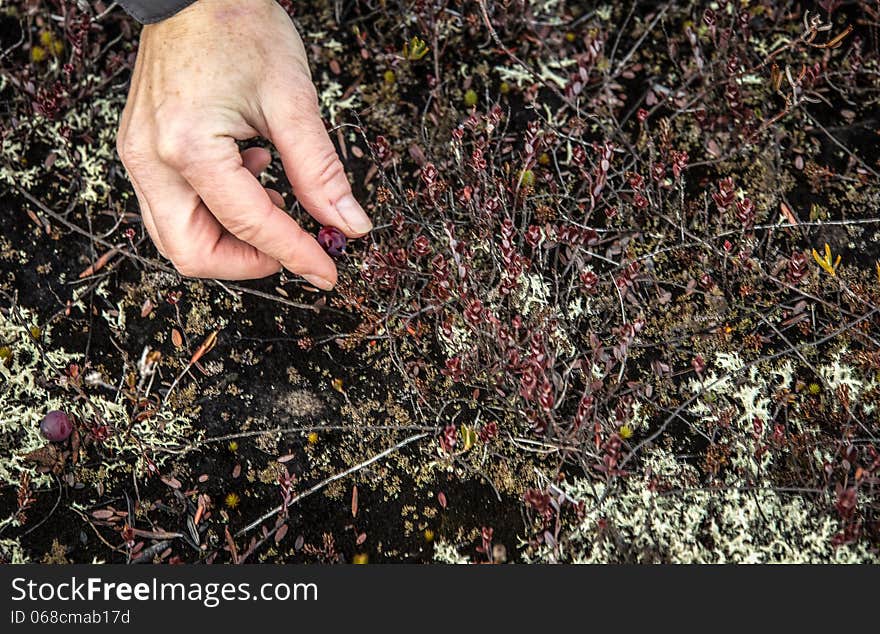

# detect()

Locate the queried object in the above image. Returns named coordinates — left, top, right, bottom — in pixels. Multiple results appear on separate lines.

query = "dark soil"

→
left=2, top=1, right=879, bottom=564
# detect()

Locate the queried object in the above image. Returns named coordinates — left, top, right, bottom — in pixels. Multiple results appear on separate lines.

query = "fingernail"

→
left=303, top=273, right=335, bottom=290
left=336, top=195, right=372, bottom=234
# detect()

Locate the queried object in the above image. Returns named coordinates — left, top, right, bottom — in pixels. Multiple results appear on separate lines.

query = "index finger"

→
left=170, top=134, right=338, bottom=289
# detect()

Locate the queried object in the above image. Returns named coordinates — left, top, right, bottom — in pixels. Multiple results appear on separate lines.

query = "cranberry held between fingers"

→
left=317, top=226, right=347, bottom=257
left=40, top=410, right=73, bottom=442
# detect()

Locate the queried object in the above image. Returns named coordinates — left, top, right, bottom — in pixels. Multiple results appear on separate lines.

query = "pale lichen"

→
left=525, top=447, right=878, bottom=564
left=0, top=306, right=198, bottom=527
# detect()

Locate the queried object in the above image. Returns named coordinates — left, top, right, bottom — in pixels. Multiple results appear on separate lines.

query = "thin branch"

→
left=236, top=432, right=428, bottom=537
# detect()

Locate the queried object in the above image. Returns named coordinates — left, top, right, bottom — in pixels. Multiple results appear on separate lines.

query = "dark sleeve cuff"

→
left=115, top=1, right=198, bottom=24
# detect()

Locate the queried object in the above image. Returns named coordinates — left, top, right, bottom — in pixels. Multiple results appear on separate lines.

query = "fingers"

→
left=241, top=145, right=272, bottom=175
left=121, top=143, right=284, bottom=280
left=262, top=82, right=372, bottom=238
left=241, top=146, right=285, bottom=207
left=266, top=189, right=285, bottom=208
left=170, top=133, right=338, bottom=289
left=118, top=71, right=168, bottom=258
left=128, top=176, right=167, bottom=257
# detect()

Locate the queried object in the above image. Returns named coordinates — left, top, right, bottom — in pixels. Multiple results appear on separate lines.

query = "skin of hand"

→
left=116, top=0, right=371, bottom=289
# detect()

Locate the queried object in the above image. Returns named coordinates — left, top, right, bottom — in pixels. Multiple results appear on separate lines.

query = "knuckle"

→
left=290, top=75, right=320, bottom=110
left=227, top=203, right=275, bottom=246
left=277, top=233, right=306, bottom=269
left=301, top=82, right=320, bottom=109
left=155, top=116, right=202, bottom=167
left=277, top=80, right=320, bottom=128
left=116, top=111, right=132, bottom=158
left=313, top=150, right=346, bottom=189
left=116, top=133, right=144, bottom=168
left=115, top=133, right=129, bottom=161
left=155, top=131, right=186, bottom=166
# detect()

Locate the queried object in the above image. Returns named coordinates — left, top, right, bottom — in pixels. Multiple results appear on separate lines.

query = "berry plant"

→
left=1, top=0, right=879, bottom=563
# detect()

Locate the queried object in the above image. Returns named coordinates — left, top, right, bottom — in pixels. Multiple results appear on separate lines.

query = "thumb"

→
left=263, top=82, right=372, bottom=237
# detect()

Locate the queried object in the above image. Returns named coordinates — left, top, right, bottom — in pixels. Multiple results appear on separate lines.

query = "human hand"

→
left=116, top=0, right=370, bottom=289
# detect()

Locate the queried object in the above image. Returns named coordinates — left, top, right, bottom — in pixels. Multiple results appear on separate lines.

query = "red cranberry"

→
left=317, top=226, right=347, bottom=257
left=40, top=410, right=73, bottom=442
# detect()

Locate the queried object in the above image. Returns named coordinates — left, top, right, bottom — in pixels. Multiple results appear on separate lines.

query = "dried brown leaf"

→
left=79, top=248, right=119, bottom=279
left=351, top=485, right=358, bottom=518
left=190, top=330, right=219, bottom=365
